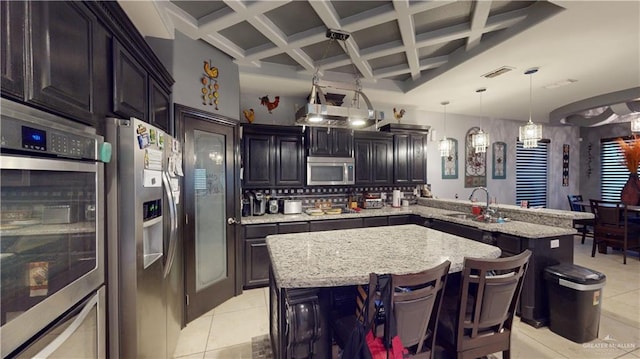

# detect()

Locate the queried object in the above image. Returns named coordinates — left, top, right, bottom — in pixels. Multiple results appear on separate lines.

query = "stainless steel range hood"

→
left=295, top=79, right=383, bottom=129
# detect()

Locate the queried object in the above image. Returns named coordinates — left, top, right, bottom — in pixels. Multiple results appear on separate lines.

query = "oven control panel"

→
left=1, top=116, right=98, bottom=160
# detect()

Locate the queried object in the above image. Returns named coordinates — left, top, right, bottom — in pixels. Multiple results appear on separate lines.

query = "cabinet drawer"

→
left=244, top=224, right=278, bottom=239
left=363, top=217, right=388, bottom=227
left=278, top=222, right=309, bottom=234
left=309, top=218, right=362, bottom=232
left=496, top=234, right=522, bottom=254
left=388, top=215, right=409, bottom=225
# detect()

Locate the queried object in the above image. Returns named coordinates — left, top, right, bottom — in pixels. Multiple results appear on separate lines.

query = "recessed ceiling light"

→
left=481, top=66, right=514, bottom=78
left=544, top=79, right=578, bottom=89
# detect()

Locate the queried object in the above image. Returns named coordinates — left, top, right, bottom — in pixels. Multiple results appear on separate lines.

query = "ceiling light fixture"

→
left=295, top=29, right=383, bottom=129
left=438, top=101, right=453, bottom=157
left=519, top=68, right=543, bottom=148
left=472, top=88, right=489, bottom=153
left=632, top=116, right=640, bottom=132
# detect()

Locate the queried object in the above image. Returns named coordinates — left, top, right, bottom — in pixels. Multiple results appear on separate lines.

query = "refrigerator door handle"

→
left=162, top=171, right=178, bottom=278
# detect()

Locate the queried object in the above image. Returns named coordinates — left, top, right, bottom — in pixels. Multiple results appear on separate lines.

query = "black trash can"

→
left=544, top=263, right=606, bottom=343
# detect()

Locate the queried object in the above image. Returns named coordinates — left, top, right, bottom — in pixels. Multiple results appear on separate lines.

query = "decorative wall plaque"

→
left=562, top=144, right=570, bottom=186
left=465, top=127, right=486, bottom=187
left=442, top=138, right=458, bottom=179
left=492, top=142, right=506, bottom=179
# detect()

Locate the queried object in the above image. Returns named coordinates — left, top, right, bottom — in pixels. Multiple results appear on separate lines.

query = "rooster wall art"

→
left=202, top=60, right=220, bottom=109
left=393, top=107, right=406, bottom=122
left=259, top=95, right=280, bottom=114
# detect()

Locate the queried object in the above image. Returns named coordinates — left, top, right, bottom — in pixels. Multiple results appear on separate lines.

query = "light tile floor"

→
left=173, top=236, right=640, bottom=359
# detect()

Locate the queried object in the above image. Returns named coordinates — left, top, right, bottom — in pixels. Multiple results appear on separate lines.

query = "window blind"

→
left=601, top=138, right=637, bottom=201
left=516, top=141, right=548, bottom=207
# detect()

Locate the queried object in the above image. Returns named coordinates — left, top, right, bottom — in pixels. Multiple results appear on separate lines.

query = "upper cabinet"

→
left=354, top=131, right=393, bottom=185
left=380, top=124, right=429, bottom=185
left=243, top=125, right=305, bottom=188
left=1, top=1, right=25, bottom=100
left=1, top=1, right=174, bottom=133
left=307, top=127, right=353, bottom=157
left=113, top=39, right=149, bottom=121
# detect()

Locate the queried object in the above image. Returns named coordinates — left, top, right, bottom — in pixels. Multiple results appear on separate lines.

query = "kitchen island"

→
left=266, top=224, right=501, bottom=359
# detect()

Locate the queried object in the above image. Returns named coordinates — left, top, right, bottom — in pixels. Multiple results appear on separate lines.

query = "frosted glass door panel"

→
left=193, top=130, right=227, bottom=291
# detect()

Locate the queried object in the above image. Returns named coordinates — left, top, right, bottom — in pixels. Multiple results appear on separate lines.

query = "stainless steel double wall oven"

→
left=0, top=99, right=105, bottom=358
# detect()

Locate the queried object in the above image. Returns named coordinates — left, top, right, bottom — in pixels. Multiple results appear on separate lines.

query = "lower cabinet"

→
left=243, top=224, right=277, bottom=289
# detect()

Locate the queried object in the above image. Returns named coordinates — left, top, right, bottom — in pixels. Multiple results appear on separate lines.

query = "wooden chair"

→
left=332, top=260, right=451, bottom=359
left=436, top=250, right=531, bottom=359
left=567, top=195, right=594, bottom=244
left=589, top=199, right=640, bottom=264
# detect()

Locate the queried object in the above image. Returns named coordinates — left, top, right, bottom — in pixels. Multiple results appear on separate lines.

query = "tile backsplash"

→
left=243, top=185, right=422, bottom=209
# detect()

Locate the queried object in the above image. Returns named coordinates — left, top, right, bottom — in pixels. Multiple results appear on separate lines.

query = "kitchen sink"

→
left=444, top=213, right=505, bottom=223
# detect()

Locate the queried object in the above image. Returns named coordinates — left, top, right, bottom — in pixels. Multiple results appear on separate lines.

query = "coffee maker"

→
left=251, top=191, right=267, bottom=216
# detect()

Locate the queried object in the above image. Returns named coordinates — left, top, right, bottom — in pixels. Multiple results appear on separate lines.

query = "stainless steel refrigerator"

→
left=105, top=117, right=183, bottom=358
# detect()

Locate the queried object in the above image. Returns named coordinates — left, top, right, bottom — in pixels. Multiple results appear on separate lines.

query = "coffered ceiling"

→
left=119, top=0, right=640, bottom=126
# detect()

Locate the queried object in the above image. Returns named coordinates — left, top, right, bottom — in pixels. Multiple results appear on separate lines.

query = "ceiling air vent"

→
left=481, top=66, right=514, bottom=78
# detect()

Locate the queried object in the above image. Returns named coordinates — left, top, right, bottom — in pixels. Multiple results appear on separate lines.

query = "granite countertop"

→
left=0, top=221, right=96, bottom=236
left=242, top=204, right=577, bottom=239
left=267, top=224, right=502, bottom=289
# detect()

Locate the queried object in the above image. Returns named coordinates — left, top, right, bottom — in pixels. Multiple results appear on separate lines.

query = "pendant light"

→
left=472, top=88, right=489, bottom=153
left=439, top=101, right=453, bottom=157
left=519, top=68, right=543, bottom=148
left=631, top=116, right=640, bottom=132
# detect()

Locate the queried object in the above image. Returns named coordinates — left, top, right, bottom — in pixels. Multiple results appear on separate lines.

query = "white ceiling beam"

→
left=199, top=0, right=288, bottom=33
left=393, top=0, right=420, bottom=80
left=466, top=0, right=492, bottom=51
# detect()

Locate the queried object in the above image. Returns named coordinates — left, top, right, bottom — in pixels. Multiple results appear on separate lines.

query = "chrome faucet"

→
left=469, top=187, right=494, bottom=219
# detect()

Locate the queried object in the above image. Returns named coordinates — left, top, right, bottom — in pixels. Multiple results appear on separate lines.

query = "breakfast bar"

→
left=266, top=224, right=501, bottom=359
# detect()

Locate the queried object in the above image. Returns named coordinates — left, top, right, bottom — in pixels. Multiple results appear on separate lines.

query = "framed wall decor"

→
left=465, top=127, right=486, bottom=187
left=492, top=141, right=506, bottom=179
left=441, top=138, right=458, bottom=179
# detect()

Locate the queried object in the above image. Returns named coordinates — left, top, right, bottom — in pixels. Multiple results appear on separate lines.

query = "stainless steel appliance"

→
left=283, top=200, right=303, bottom=214
left=105, top=118, right=182, bottom=358
left=306, top=156, right=355, bottom=186
left=268, top=199, right=279, bottom=214
left=251, top=191, right=267, bottom=216
left=0, top=99, right=105, bottom=358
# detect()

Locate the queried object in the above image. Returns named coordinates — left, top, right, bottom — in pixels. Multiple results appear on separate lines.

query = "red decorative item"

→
left=259, top=95, right=280, bottom=113
left=617, top=135, right=640, bottom=205
left=365, top=331, right=408, bottom=359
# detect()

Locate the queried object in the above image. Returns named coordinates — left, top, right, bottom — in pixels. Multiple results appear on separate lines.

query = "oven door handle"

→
left=162, top=171, right=178, bottom=278
left=33, top=294, right=99, bottom=358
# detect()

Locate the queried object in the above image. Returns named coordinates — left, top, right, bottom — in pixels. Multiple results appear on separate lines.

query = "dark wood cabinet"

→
left=393, top=133, right=427, bottom=184
left=307, top=127, right=353, bottom=157
left=113, top=39, right=148, bottom=121
left=354, top=132, right=393, bottom=185
left=309, top=218, right=362, bottom=232
left=1, top=1, right=25, bottom=100
left=243, top=125, right=304, bottom=188
left=149, top=77, right=171, bottom=133
left=243, top=224, right=277, bottom=288
left=27, top=1, right=104, bottom=126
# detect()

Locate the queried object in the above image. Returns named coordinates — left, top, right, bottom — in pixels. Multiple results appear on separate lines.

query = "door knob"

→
left=227, top=217, right=239, bottom=225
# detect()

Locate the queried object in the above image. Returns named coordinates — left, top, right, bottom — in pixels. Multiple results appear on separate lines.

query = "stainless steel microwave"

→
left=307, top=156, right=355, bottom=186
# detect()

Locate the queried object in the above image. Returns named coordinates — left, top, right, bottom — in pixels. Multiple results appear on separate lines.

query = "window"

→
left=601, top=137, right=636, bottom=201
left=516, top=141, right=548, bottom=207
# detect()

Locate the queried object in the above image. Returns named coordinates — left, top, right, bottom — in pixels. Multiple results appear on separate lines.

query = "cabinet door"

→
left=354, top=139, right=372, bottom=184
left=29, top=2, right=97, bottom=124
left=149, top=77, right=171, bottom=133
left=113, top=39, right=148, bottom=121
left=308, top=127, right=331, bottom=156
left=1, top=1, right=25, bottom=100
left=275, top=135, right=304, bottom=187
left=243, top=134, right=273, bottom=187
left=372, top=138, right=393, bottom=184
left=244, top=238, right=270, bottom=288
left=332, top=128, right=353, bottom=157
left=410, top=135, right=427, bottom=183
left=394, top=134, right=411, bottom=184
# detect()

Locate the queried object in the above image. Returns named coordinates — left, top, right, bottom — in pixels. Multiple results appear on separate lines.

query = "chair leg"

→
left=591, top=236, right=597, bottom=258
left=581, top=226, right=586, bottom=244
left=503, top=349, right=511, bottom=359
